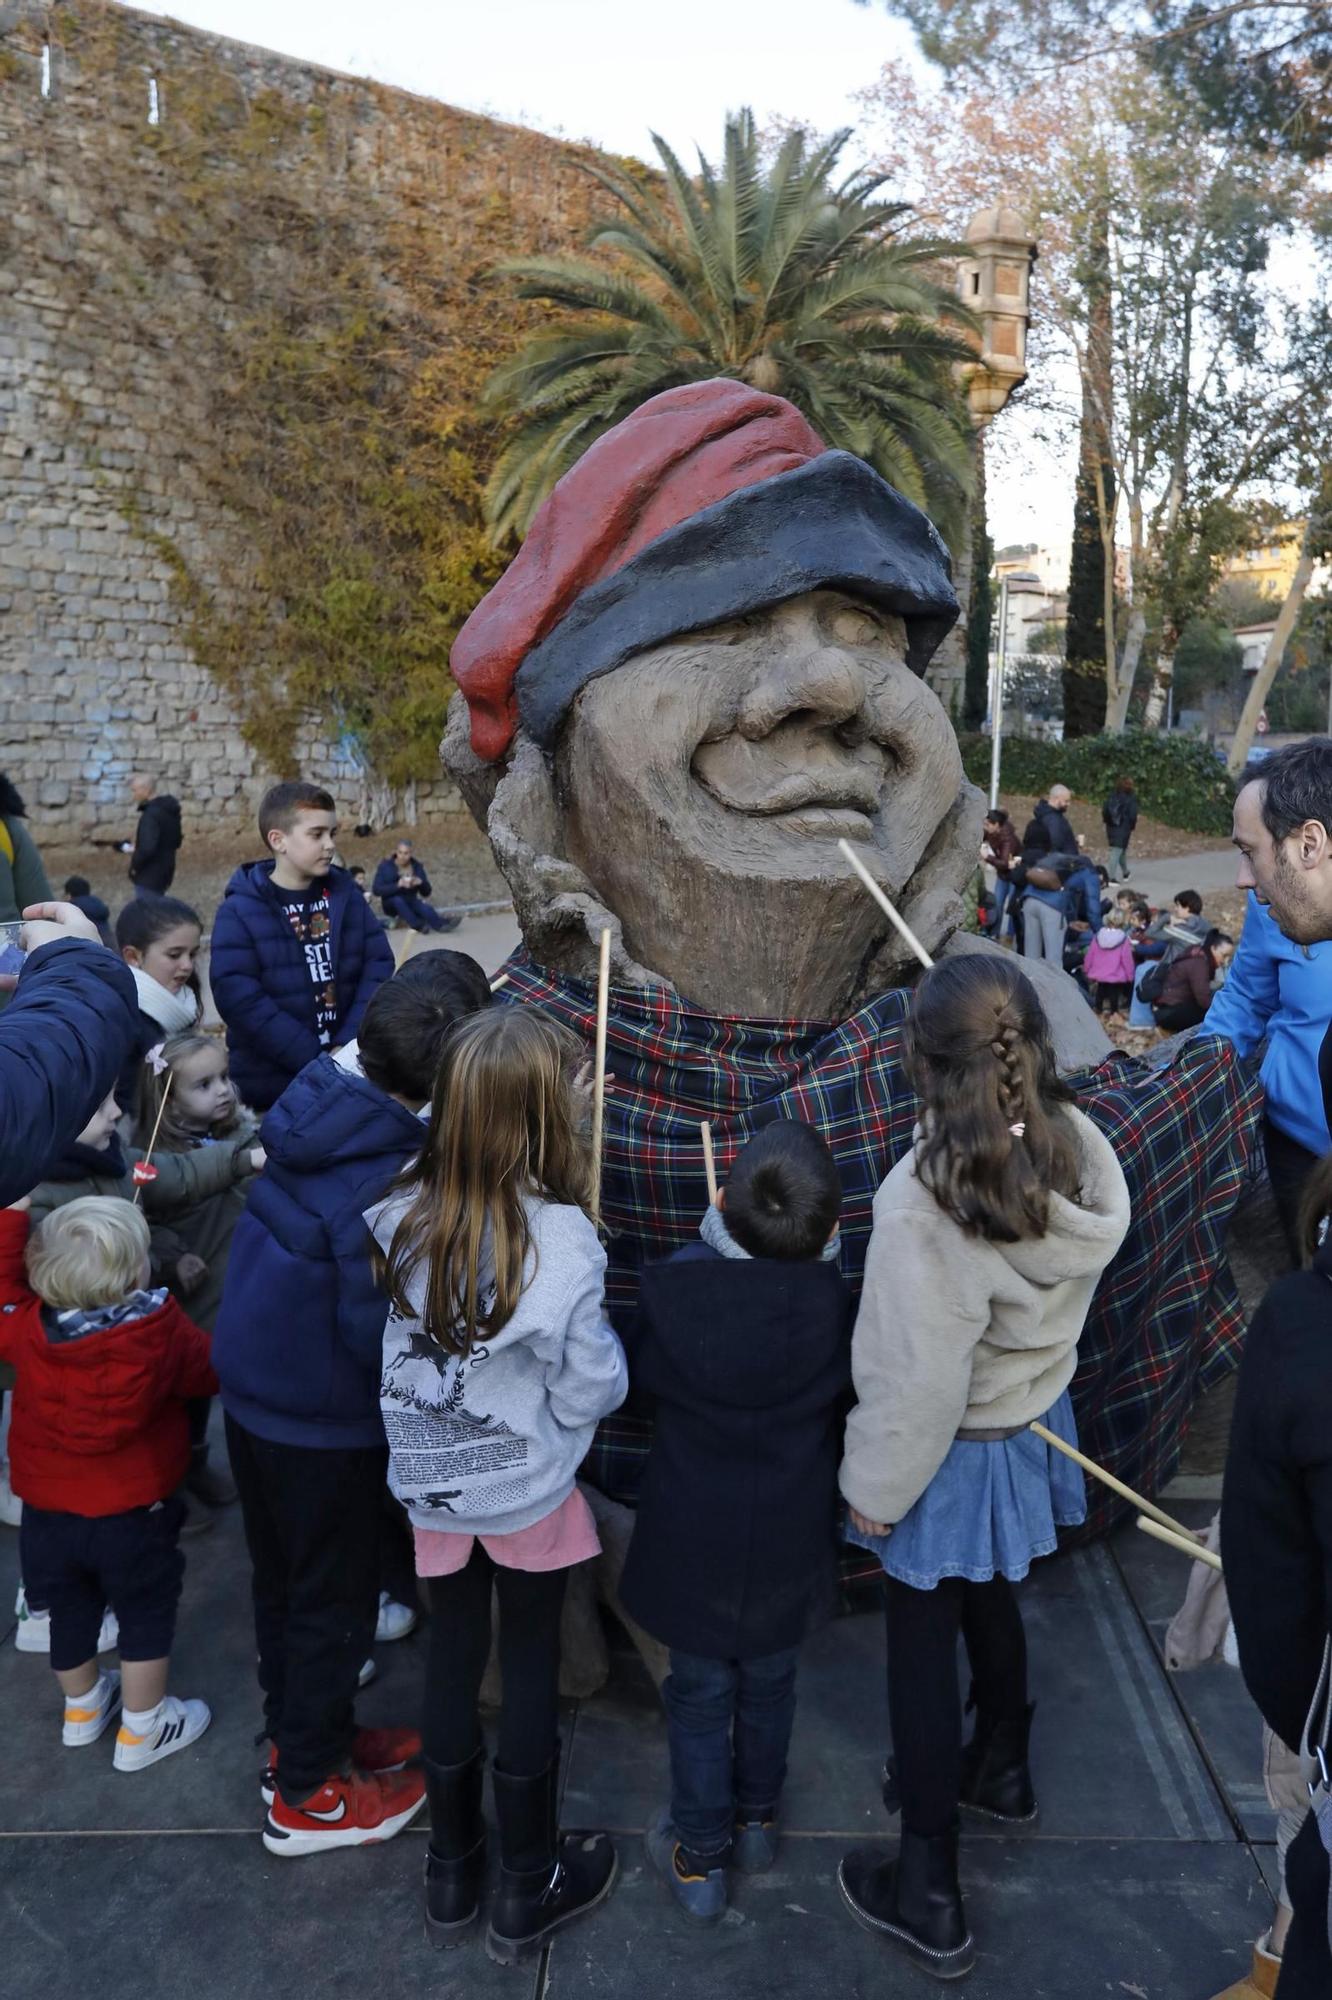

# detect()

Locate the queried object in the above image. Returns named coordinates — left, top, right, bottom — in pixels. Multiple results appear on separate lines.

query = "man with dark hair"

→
left=210, top=781, right=393, bottom=1112
left=1210, top=738, right=1332, bottom=1249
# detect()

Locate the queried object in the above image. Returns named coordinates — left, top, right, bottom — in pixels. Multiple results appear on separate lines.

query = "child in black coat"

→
left=621, top=1119, right=852, bottom=1924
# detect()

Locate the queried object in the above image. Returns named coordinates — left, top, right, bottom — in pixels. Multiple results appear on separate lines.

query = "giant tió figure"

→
left=444, top=380, right=1258, bottom=1532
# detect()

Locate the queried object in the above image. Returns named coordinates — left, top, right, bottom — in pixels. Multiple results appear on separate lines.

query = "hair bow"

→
left=1008, top=1121, right=1026, bottom=1138
left=145, top=1042, right=168, bottom=1075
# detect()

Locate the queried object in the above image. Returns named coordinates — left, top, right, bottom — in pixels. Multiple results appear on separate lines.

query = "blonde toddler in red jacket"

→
left=0, top=1195, right=217, bottom=1768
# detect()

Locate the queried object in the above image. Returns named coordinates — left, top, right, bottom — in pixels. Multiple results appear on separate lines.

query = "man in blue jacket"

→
left=210, top=781, right=394, bottom=1112
left=371, top=840, right=459, bottom=933
left=213, top=948, right=491, bottom=1859
left=0, top=904, right=138, bottom=1205
left=1214, top=739, right=1332, bottom=1252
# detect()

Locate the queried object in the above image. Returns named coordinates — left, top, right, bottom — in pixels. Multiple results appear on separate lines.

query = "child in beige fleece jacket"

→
left=837, top=953, right=1130, bottom=1983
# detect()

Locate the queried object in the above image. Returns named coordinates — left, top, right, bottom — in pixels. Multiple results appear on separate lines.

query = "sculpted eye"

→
left=830, top=604, right=885, bottom=645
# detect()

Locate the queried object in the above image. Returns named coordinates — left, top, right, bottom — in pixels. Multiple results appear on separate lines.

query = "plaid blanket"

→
left=499, top=953, right=1261, bottom=1537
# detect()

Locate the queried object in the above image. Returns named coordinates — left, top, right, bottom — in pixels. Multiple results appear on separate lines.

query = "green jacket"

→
left=0, top=816, right=52, bottom=925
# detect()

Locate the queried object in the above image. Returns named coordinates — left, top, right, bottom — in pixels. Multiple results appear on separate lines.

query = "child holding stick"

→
left=837, top=954, right=1130, bottom=1980
left=370, top=1006, right=626, bottom=1963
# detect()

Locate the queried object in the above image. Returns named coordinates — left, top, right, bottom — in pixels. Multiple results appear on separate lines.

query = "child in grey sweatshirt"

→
left=371, top=1004, right=624, bottom=1964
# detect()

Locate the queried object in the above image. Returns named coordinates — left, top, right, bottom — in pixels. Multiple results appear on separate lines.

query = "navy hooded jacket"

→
left=619, top=1240, right=854, bottom=1659
left=212, top=1054, right=423, bottom=1449
left=0, top=940, right=137, bottom=1207
left=209, top=861, right=393, bottom=1111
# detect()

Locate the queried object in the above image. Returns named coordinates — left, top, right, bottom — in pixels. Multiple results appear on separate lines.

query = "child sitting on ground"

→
left=212, top=951, right=492, bottom=1859
left=133, top=1032, right=262, bottom=1508
left=114, top=895, right=203, bottom=1110
left=837, top=955, right=1130, bottom=1980
left=210, top=781, right=393, bottom=1113
left=371, top=1006, right=626, bottom=1961
left=0, top=1196, right=215, bottom=1768
left=620, top=1119, right=853, bottom=1924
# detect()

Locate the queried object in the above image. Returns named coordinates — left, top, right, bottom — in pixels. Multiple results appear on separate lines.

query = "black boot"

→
left=957, top=1702, right=1037, bottom=1823
left=881, top=1700, right=1038, bottom=1827
left=423, top=1747, right=486, bottom=1948
left=486, top=1747, right=617, bottom=1965
left=839, top=1823, right=974, bottom=1981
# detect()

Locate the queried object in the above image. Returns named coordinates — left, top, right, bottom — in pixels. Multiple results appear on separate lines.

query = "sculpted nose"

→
left=734, top=645, right=867, bottom=741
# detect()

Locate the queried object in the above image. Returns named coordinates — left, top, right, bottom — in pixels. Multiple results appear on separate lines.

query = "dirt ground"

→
left=39, top=814, right=509, bottom=934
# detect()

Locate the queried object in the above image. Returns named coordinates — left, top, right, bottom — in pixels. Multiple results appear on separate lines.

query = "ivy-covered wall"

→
left=0, top=0, right=602, bottom=835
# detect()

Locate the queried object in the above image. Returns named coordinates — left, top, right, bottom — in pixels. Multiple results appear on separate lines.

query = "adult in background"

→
left=1222, top=1154, right=1332, bottom=1999
left=0, top=903, right=138, bottom=1205
left=371, top=840, right=459, bottom=934
left=1151, top=929, right=1233, bottom=1035
left=1021, top=784, right=1079, bottom=862
left=1213, top=740, right=1332, bottom=1254
left=980, top=809, right=1021, bottom=941
left=1102, top=775, right=1139, bottom=880
left=123, top=774, right=183, bottom=897
left=0, top=776, right=52, bottom=923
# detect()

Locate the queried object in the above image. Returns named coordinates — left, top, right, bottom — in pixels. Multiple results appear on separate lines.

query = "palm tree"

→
left=482, top=111, right=978, bottom=545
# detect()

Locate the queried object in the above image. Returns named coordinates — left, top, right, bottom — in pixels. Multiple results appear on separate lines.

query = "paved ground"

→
left=0, top=1466, right=1274, bottom=2000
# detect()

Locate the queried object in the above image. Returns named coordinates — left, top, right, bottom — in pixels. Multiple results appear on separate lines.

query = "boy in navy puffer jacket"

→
left=209, top=782, right=394, bottom=1112
left=212, top=949, right=491, bottom=1858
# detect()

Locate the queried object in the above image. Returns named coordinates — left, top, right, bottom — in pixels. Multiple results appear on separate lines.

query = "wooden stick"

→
left=132, top=1071, right=174, bottom=1208
left=1029, top=1421, right=1194, bottom=1540
left=836, top=838, right=935, bottom=971
left=589, top=927, right=611, bottom=1224
left=489, top=972, right=510, bottom=992
left=700, top=1120, right=718, bottom=1205
left=1136, top=1516, right=1224, bottom=1573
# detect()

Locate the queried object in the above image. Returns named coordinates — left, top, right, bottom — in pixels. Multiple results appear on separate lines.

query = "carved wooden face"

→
left=553, top=589, right=972, bottom=1015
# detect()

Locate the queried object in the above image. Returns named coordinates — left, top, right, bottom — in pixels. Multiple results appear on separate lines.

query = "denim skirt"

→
left=845, top=1389, right=1087, bottom=1590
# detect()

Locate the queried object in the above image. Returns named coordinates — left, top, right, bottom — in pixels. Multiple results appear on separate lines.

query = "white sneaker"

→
left=113, top=1694, right=211, bottom=1771
left=357, top=1656, right=377, bottom=1689
left=0, top=1464, right=21, bottom=1527
left=63, top=1669, right=122, bottom=1747
left=374, top=1592, right=417, bottom=1643
left=14, top=1586, right=117, bottom=1656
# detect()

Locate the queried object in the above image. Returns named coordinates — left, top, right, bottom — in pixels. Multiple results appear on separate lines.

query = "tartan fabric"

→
left=499, top=952, right=1262, bottom=1537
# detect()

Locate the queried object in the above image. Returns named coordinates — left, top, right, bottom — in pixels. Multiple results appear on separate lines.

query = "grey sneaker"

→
left=732, top=1818, right=779, bottom=1872
left=645, top=1806, right=727, bottom=1923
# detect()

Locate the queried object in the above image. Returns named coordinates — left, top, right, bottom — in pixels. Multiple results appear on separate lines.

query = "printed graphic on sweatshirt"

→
left=381, top=1306, right=530, bottom=1515
left=281, top=888, right=338, bottom=1045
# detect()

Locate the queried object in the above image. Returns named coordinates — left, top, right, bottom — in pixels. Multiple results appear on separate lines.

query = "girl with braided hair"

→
left=837, top=954, right=1130, bottom=1981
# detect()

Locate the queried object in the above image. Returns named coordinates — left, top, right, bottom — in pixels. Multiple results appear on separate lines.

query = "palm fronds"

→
left=483, top=110, right=977, bottom=545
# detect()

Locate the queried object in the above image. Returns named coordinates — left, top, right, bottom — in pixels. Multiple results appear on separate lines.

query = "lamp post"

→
left=956, top=203, right=1038, bottom=804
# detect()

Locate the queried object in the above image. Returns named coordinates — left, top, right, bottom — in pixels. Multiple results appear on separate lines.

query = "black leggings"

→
left=884, top=1572, right=1028, bottom=1838
left=423, top=1544, right=567, bottom=1777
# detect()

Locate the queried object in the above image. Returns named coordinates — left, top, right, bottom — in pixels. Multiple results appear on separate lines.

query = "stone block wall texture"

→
left=0, top=0, right=599, bottom=839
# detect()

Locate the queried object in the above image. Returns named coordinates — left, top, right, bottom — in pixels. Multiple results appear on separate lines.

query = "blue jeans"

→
left=663, top=1647, right=799, bottom=1862
left=992, top=876, right=1015, bottom=938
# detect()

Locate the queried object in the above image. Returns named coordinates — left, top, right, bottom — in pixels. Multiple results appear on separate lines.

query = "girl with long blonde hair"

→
left=370, top=1005, right=625, bottom=1964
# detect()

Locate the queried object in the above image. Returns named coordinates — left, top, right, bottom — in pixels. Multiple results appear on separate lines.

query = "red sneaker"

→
left=262, top=1767, right=426, bottom=1857
left=260, top=1728, right=422, bottom=1805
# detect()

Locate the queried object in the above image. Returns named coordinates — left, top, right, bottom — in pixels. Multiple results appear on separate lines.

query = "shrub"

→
left=958, top=731, right=1235, bottom=837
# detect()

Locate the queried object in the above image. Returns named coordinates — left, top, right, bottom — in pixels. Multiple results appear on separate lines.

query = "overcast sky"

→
left=129, top=0, right=1071, bottom=556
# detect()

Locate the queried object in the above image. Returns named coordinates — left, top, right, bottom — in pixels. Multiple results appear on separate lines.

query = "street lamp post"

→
left=989, top=573, right=1011, bottom=810
left=957, top=203, right=1038, bottom=809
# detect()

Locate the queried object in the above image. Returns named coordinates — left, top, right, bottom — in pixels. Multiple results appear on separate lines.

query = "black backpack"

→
left=1138, top=957, right=1170, bottom=1005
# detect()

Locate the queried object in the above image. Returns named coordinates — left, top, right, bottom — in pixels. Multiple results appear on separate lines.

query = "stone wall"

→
left=0, top=0, right=598, bottom=839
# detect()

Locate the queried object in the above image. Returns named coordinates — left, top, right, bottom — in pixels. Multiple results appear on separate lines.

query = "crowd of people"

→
left=981, top=784, right=1235, bottom=1039
left=0, top=746, right=1329, bottom=1993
